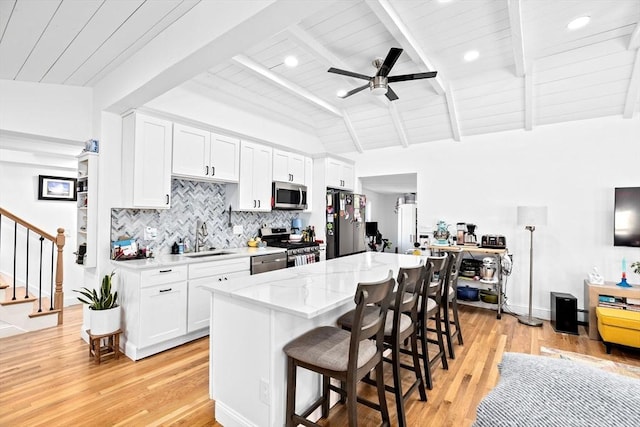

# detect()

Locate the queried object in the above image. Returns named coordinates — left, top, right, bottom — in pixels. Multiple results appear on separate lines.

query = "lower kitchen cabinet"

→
left=187, top=258, right=250, bottom=333
left=139, top=281, right=187, bottom=347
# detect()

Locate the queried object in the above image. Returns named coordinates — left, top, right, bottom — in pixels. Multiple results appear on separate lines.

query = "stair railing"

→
left=0, top=207, right=65, bottom=325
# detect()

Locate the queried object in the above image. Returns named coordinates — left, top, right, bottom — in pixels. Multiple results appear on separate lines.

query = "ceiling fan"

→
left=328, top=47, right=437, bottom=101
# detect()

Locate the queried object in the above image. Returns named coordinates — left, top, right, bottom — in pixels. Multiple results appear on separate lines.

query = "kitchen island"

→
left=201, top=251, right=424, bottom=427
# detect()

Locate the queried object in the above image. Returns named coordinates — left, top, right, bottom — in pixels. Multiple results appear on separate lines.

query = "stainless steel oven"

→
left=272, top=181, right=307, bottom=210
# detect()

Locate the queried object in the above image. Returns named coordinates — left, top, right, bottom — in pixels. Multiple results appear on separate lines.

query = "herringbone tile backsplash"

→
left=111, top=179, right=306, bottom=254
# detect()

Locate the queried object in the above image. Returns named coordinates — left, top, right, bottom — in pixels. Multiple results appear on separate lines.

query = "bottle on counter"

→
left=178, top=239, right=184, bottom=254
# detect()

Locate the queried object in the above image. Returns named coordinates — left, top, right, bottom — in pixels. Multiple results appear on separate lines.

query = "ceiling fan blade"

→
left=385, top=86, right=399, bottom=101
left=328, top=67, right=371, bottom=81
left=341, top=84, right=370, bottom=98
left=376, top=47, right=403, bottom=77
left=387, top=71, right=437, bottom=82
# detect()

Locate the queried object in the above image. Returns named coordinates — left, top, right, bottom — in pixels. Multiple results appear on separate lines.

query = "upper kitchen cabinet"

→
left=172, top=123, right=239, bottom=183
left=227, top=140, right=273, bottom=211
left=304, top=156, right=313, bottom=213
left=326, top=158, right=354, bottom=191
left=122, top=112, right=172, bottom=209
left=273, top=149, right=305, bottom=185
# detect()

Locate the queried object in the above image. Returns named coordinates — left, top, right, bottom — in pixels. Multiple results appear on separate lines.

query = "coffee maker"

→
left=464, top=224, right=478, bottom=245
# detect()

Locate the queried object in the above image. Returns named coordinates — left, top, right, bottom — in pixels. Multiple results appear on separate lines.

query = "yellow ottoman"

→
left=596, top=307, right=640, bottom=353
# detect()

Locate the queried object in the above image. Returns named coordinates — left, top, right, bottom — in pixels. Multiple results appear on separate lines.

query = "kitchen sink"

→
left=183, top=251, right=234, bottom=258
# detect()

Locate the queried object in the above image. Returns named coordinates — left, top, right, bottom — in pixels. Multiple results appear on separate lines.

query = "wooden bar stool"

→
left=422, top=255, right=450, bottom=389
left=337, top=264, right=428, bottom=427
left=283, top=271, right=395, bottom=427
left=441, top=250, right=464, bottom=359
left=87, top=329, right=122, bottom=364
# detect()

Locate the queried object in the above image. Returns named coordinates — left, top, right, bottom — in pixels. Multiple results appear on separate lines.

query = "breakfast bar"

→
left=200, top=252, right=423, bottom=427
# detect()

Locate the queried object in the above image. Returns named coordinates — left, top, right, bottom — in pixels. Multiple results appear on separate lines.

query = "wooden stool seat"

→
left=87, top=329, right=122, bottom=364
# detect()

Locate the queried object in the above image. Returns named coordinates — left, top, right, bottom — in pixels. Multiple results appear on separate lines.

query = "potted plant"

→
left=75, top=272, right=121, bottom=335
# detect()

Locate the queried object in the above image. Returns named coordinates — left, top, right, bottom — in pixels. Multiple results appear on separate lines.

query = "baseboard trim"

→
left=214, top=401, right=259, bottom=427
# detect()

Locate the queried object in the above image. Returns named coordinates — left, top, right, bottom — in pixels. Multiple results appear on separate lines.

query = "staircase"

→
left=0, top=207, right=65, bottom=338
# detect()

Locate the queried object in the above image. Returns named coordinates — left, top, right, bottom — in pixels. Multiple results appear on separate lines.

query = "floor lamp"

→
left=517, top=206, right=547, bottom=327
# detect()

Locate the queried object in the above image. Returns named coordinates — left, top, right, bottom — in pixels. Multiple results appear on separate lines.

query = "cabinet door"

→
left=187, top=270, right=249, bottom=333
left=341, top=163, right=354, bottom=191
left=132, top=114, right=172, bottom=208
left=272, top=149, right=290, bottom=182
left=326, top=158, right=342, bottom=188
left=172, top=123, right=209, bottom=178
left=210, top=134, right=240, bottom=182
left=238, top=141, right=272, bottom=211
left=289, top=153, right=305, bottom=185
left=252, top=143, right=273, bottom=211
left=139, top=281, right=187, bottom=347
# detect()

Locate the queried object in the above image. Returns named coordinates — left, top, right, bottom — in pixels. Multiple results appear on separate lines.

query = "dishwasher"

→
left=250, top=252, right=287, bottom=274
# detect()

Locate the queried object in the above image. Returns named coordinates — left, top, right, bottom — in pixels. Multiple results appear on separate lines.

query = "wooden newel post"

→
left=55, top=228, right=65, bottom=325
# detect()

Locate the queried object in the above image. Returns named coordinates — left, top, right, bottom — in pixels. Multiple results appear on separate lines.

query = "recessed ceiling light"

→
left=438, top=0, right=452, bottom=3
left=336, top=89, right=347, bottom=98
left=284, top=56, right=298, bottom=67
left=567, top=16, right=590, bottom=30
left=464, top=50, right=479, bottom=62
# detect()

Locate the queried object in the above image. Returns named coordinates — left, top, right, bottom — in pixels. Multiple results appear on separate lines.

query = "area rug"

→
left=540, top=346, right=640, bottom=380
left=474, top=352, right=640, bottom=427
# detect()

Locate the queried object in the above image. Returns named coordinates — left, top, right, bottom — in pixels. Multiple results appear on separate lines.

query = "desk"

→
left=429, top=245, right=508, bottom=319
left=583, top=280, right=640, bottom=340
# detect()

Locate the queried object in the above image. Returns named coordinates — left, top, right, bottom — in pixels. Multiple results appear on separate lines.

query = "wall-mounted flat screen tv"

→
left=614, top=187, right=640, bottom=247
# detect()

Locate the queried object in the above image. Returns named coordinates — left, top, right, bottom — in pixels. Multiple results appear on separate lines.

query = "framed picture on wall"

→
left=38, top=175, right=77, bottom=201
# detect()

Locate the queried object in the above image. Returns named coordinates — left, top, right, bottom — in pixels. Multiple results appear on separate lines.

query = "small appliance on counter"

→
left=464, top=223, right=478, bottom=245
left=481, top=234, right=507, bottom=249
left=480, top=257, right=497, bottom=282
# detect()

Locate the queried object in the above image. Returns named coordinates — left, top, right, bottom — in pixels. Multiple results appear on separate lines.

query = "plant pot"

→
left=89, top=306, right=121, bottom=335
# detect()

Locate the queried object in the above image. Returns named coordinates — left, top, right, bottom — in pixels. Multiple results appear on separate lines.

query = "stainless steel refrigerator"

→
left=326, top=190, right=366, bottom=259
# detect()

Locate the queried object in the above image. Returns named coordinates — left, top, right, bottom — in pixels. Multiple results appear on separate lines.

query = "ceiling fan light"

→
left=336, top=89, right=347, bottom=98
left=567, top=16, right=590, bottom=30
left=370, top=76, right=388, bottom=96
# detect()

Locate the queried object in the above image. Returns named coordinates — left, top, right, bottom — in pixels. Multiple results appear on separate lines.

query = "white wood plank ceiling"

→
left=1, top=0, right=638, bottom=155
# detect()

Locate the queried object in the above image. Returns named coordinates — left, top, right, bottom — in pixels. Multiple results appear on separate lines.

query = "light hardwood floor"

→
left=1, top=304, right=638, bottom=426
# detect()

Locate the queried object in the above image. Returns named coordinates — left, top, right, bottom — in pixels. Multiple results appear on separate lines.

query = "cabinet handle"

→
left=205, top=165, right=209, bottom=175
left=253, top=200, right=256, bottom=208
left=218, top=278, right=222, bottom=281
left=166, top=194, right=170, bottom=205
left=159, top=288, right=172, bottom=293
left=159, top=269, right=172, bottom=273
left=257, top=200, right=261, bottom=208
left=224, top=277, right=228, bottom=280
left=212, top=166, right=215, bottom=176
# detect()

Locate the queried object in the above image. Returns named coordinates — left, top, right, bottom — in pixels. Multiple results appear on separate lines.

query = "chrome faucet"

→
left=195, top=219, right=208, bottom=252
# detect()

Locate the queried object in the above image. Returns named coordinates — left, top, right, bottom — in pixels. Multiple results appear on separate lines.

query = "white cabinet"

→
left=139, top=281, right=187, bottom=348
left=326, top=158, right=354, bottom=191
left=122, top=112, right=172, bottom=209
left=273, top=149, right=305, bottom=184
left=228, top=140, right=272, bottom=211
left=187, top=258, right=250, bottom=333
left=118, top=265, right=191, bottom=360
left=76, top=152, right=98, bottom=268
left=172, top=124, right=240, bottom=183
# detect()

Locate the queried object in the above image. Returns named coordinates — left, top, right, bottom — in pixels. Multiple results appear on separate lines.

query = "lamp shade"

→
left=517, top=206, right=548, bottom=226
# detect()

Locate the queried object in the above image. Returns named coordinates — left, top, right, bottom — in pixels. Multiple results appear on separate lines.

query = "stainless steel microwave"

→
left=272, top=181, right=307, bottom=210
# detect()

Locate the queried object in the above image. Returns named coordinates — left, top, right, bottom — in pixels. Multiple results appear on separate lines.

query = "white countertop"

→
left=200, top=252, right=424, bottom=319
left=112, top=246, right=286, bottom=270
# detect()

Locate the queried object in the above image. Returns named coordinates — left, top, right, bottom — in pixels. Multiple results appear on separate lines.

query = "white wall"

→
left=0, top=80, right=93, bottom=141
left=349, top=116, right=640, bottom=319
left=144, top=84, right=326, bottom=155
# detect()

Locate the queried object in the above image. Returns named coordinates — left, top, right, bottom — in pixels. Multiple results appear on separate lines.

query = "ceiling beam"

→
left=444, top=87, right=461, bottom=141
left=388, top=102, right=409, bottom=148
left=366, top=0, right=445, bottom=95
left=507, top=0, right=526, bottom=77
left=629, top=22, right=640, bottom=50
left=232, top=54, right=343, bottom=117
left=623, top=49, right=640, bottom=118
left=342, top=111, right=364, bottom=153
